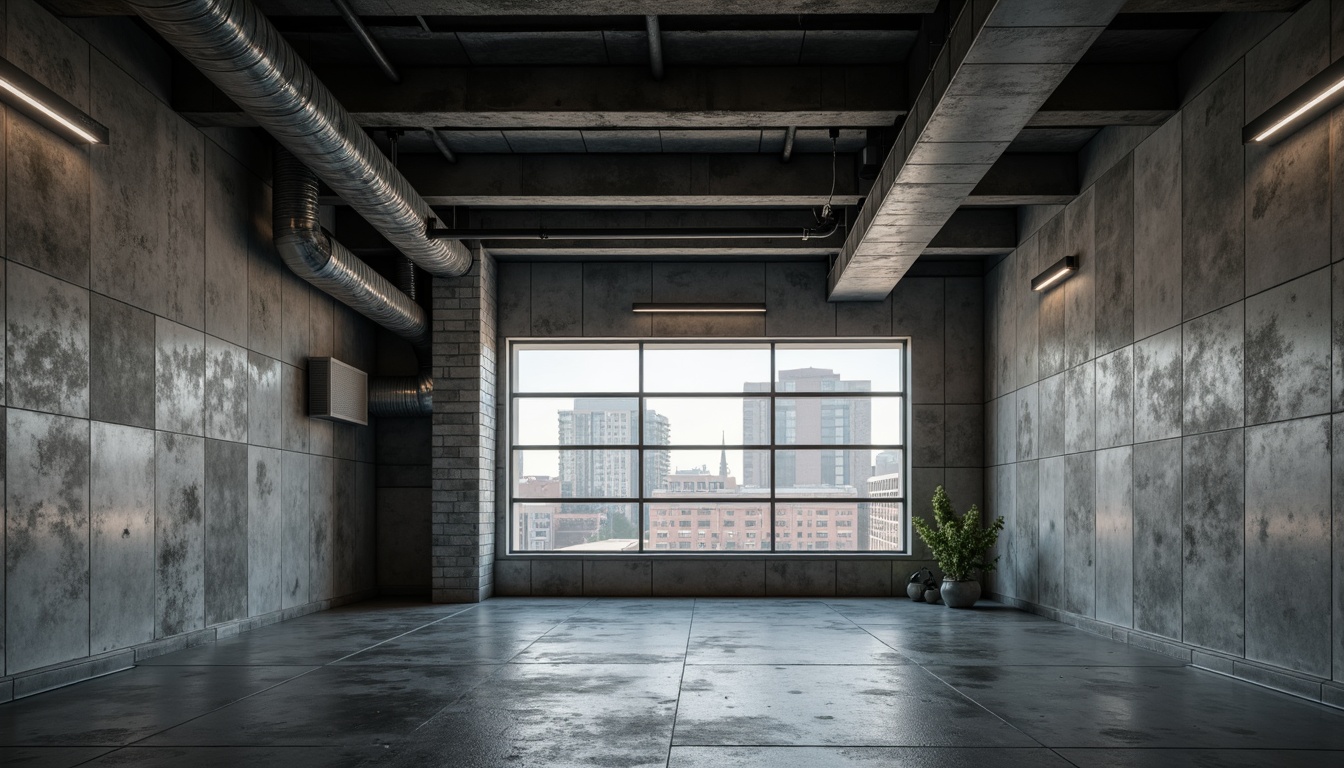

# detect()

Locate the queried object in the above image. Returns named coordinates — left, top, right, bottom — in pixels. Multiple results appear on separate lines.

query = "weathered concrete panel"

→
left=1246, top=121, right=1330, bottom=296
left=1244, top=270, right=1330, bottom=426
left=163, top=108, right=206, bottom=330
left=155, top=431, right=205, bottom=639
left=1095, top=446, right=1134, bottom=629
left=530, top=263, right=582, bottom=337
left=1064, top=187, right=1095, bottom=368
left=912, top=404, right=944, bottom=468
left=204, top=336, right=248, bottom=443
left=1133, top=438, right=1181, bottom=640
left=1038, top=454, right=1066, bottom=610
left=7, top=114, right=89, bottom=288
left=7, top=263, right=89, bottom=418
left=1064, top=360, right=1095, bottom=455
left=945, top=277, right=984, bottom=405
left=1333, top=414, right=1344, bottom=681
left=248, top=226, right=284, bottom=361
left=944, top=404, right=983, bottom=468
left=1015, top=382, right=1038, bottom=461
left=333, top=459, right=357, bottom=597
left=892, top=277, right=945, bottom=404
left=1245, top=416, right=1331, bottom=677
left=203, top=439, right=247, bottom=626
left=835, top=297, right=892, bottom=337
left=652, top=559, right=766, bottom=596
left=1134, top=326, right=1182, bottom=443
left=986, top=463, right=1015, bottom=598
left=1335, top=263, right=1344, bottom=411
left=765, top=560, right=836, bottom=597
left=497, top=262, right=531, bottom=338
left=1244, top=0, right=1330, bottom=119
left=652, top=262, right=766, bottom=337
left=533, top=559, right=584, bottom=596
left=765, top=262, right=834, bottom=338
left=1134, top=114, right=1182, bottom=340
left=1014, top=460, right=1039, bottom=604
left=155, top=317, right=205, bottom=436
left=280, top=273, right=311, bottom=369
left=281, top=364, right=309, bottom=453
left=1038, top=371, right=1065, bottom=458
left=1182, top=429, right=1245, bottom=656
left=1183, top=302, right=1244, bottom=435
left=1064, top=452, right=1095, bottom=618
left=282, top=451, right=312, bottom=608
left=989, top=392, right=1016, bottom=467
left=6, top=409, right=89, bottom=673
left=1094, top=156, right=1134, bottom=355
left=985, top=254, right=1014, bottom=400
left=204, top=139, right=250, bottom=347
left=1182, top=63, right=1245, bottom=321
left=1015, top=237, right=1041, bottom=389
left=248, top=352, right=282, bottom=449
left=582, top=263, right=652, bottom=337
left=309, top=291, right=335, bottom=358
left=249, top=446, right=284, bottom=616
left=89, top=294, right=154, bottom=429
left=90, top=421, right=155, bottom=653
left=310, top=456, right=336, bottom=601
left=1037, top=214, right=1067, bottom=378
left=1095, top=345, right=1133, bottom=449
left=377, top=487, right=430, bottom=593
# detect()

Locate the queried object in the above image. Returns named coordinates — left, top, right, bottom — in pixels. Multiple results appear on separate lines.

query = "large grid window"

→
left=508, top=340, right=908, bottom=554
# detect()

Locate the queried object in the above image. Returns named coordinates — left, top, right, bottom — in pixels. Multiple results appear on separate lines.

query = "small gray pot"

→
left=940, top=578, right=981, bottom=608
left=923, top=588, right=941, bottom=604
left=906, top=582, right=926, bottom=601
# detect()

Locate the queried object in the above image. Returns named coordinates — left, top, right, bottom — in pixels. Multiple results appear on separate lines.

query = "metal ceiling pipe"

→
left=330, top=0, right=399, bottom=83
left=781, top=126, right=797, bottom=163
left=124, top=0, right=471, bottom=278
left=426, top=127, right=457, bottom=163
left=646, top=15, right=664, bottom=80
left=274, top=150, right=432, bottom=417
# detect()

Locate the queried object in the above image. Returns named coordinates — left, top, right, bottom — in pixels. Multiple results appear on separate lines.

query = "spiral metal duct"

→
left=274, top=150, right=433, bottom=416
left=124, top=0, right=471, bottom=278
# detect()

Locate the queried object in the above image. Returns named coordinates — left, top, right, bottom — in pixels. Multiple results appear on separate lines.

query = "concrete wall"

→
left=983, top=0, right=1344, bottom=708
left=490, top=260, right=984, bottom=596
left=0, top=0, right=378, bottom=699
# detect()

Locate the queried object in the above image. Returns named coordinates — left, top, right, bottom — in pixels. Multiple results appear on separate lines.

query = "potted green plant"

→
left=911, top=485, right=1005, bottom=608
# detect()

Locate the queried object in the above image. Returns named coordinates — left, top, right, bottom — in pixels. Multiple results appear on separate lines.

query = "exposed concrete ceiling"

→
left=42, top=0, right=940, bottom=14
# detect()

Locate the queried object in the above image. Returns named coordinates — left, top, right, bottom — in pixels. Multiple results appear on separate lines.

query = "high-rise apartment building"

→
left=742, top=368, right=873, bottom=491
left=557, top=398, right=670, bottom=497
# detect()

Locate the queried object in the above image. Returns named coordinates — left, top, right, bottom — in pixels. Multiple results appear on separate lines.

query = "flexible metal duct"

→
left=274, top=150, right=432, bottom=416
left=125, top=0, right=471, bottom=278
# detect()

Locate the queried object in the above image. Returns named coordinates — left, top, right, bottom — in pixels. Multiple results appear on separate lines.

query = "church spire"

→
left=719, top=432, right=729, bottom=479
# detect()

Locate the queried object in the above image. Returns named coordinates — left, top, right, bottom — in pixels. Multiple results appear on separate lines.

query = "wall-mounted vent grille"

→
left=308, top=357, right=369, bottom=425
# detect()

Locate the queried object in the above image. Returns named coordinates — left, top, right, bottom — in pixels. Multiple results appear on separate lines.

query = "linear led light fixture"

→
left=1030, top=256, right=1077, bottom=292
left=0, top=56, right=108, bottom=145
left=632, top=303, right=767, bottom=314
left=1245, top=56, right=1344, bottom=145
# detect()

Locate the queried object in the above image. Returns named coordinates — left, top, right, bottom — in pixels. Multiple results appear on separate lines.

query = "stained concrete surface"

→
left=1, top=598, right=1341, bottom=767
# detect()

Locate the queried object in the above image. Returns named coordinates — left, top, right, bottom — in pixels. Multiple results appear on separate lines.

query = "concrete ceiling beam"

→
left=826, top=0, right=1129, bottom=301
left=173, top=63, right=906, bottom=129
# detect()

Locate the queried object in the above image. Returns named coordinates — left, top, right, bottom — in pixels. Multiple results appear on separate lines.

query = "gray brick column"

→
left=431, top=248, right=497, bottom=603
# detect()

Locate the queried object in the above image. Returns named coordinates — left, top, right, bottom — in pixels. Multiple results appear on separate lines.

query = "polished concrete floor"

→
left=2, top=597, right=1343, bottom=767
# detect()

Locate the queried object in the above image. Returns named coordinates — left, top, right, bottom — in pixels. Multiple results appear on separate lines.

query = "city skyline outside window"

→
left=509, top=341, right=908, bottom=554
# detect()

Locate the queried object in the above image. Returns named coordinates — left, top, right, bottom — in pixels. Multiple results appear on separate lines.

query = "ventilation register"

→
left=308, top=357, right=369, bottom=425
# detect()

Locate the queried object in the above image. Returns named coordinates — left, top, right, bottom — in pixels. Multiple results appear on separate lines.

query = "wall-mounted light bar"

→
left=1031, top=256, right=1077, bottom=292
left=632, top=303, right=767, bottom=314
left=0, top=55, right=108, bottom=145
left=1244, top=56, right=1344, bottom=145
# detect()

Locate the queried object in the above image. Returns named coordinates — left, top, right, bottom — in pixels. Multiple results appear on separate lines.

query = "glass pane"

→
left=643, top=344, right=771, bottom=393
left=515, top=397, right=640, bottom=446
left=514, top=502, right=640, bottom=552
left=644, top=502, right=770, bottom=552
left=774, top=397, right=903, bottom=445
left=775, top=344, right=902, bottom=393
left=645, top=397, right=771, bottom=446
left=646, top=449, right=770, bottom=496
left=514, top=449, right=639, bottom=498
left=774, top=502, right=900, bottom=552
left=774, top=449, right=902, bottom=496
left=515, top=346, right=638, bottom=393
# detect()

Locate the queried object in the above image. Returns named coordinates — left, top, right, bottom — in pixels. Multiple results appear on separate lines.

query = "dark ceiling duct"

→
left=426, top=218, right=841, bottom=242
left=123, top=0, right=472, bottom=279
left=274, top=150, right=432, bottom=417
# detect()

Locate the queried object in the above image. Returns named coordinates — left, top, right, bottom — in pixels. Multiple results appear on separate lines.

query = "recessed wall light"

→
left=632, top=303, right=767, bottom=314
left=1031, top=256, right=1077, bottom=292
left=0, top=56, right=108, bottom=145
left=1244, top=57, right=1344, bottom=145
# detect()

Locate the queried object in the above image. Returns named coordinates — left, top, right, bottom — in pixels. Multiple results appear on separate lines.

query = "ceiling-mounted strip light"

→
left=0, top=56, right=108, bottom=145
left=1031, top=256, right=1077, bottom=292
left=1244, top=56, right=1344, bottom=145
left=632, top=303, right=767, bottom=314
